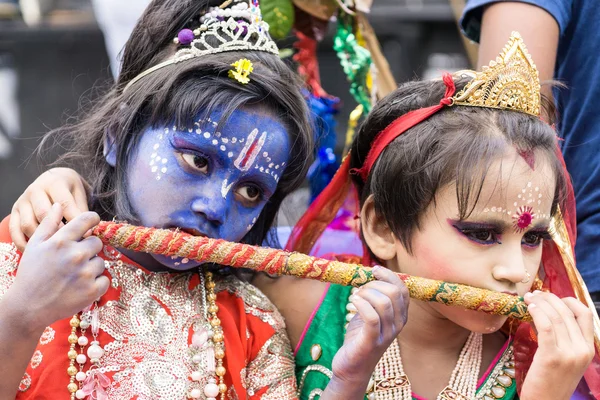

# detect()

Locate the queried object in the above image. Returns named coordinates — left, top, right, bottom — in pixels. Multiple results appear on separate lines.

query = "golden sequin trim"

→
left=227, top=386, right=240, bottom=400
left=298, top=364, right=333, bottom=396
left=216, top=277, right=285, bottom=331
left=245, top=332, right=297, bottom=399
left=216, top=276, right=297, bottom=398
left=475, top=344, right=515, bottom=399
left=97, top=255, right=214, bottom=399
left=308, top=388, right=324, bottom=400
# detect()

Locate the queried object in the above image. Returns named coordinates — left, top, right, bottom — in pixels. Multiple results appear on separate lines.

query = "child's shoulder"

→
left=215, top=274, right=283, bottom=327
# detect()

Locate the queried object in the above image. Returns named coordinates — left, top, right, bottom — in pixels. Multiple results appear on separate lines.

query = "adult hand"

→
left=520, top=291, right=595, bottom=400
left=10, top=168, right=89, bottom=251
left=327, top=266, right=409, bottom=396
left=5, top=204, right=109, bottom=332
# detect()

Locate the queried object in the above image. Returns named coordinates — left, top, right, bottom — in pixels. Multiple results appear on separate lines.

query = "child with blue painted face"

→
left=0, top=0, right=408, bottom=398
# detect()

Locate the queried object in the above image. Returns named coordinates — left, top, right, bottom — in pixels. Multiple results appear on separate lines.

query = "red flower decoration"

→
left=513, top=206, right=535, bottom=232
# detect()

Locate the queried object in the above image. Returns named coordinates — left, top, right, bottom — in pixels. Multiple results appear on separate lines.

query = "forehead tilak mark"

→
left=482, top=181, right=550, bottom=231
left=517, top=148, right=535, bottom=170
left=174, top=118, right=283, bottom=183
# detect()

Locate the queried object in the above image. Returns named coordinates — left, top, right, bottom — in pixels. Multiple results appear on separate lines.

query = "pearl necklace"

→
left=346, top=289, right=483, bottom=400
left=66, top=261, right=227, bottom=400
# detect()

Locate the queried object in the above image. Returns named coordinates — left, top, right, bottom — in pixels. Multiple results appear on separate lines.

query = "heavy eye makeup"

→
left=448, top=219, right=551, bottom=248
left=171, top=135, right=271, bottom=206
left=522, top=228, right=552, bottom=248
left=449, top=220, right=503, bottom=245
left=171, top=136, right=213, bottom=174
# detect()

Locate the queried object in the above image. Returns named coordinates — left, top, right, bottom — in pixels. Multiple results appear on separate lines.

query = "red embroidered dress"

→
left=0, top=218, right=297, bottom=399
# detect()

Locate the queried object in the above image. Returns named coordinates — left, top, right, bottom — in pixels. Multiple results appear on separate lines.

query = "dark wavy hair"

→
left=40, top=0, right=313, bottom=247
left=350, top=76, right=566, bottom=253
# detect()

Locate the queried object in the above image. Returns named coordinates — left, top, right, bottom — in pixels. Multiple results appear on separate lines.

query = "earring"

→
left=521, top=270, right=531, bottom=284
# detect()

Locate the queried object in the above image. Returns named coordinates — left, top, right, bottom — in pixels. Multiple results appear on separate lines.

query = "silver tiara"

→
left=124, top=0, right=279, bottom=92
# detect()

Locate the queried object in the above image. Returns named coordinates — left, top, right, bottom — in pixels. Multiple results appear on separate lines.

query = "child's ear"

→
left=103, top=129, right=117, bottom=167
left=360, top=195, right=397, bottom=261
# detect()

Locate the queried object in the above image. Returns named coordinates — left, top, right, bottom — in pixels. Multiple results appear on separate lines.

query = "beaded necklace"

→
left=346, top=288, right=483, bottom=400
left=66, top=262, right=227, bottom=400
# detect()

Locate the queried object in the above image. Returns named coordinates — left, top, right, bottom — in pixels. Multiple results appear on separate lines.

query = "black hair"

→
left=350, top=76, right=566, bottom=253
left=40, top=0, right=313, bottom=247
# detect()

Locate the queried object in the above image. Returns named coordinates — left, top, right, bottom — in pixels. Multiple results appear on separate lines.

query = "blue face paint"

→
left=122, top=107, right=291, bottom=271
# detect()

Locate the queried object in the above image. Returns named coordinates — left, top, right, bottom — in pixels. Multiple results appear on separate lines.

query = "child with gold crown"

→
left=282, top=32, right=600, bottom=400
left=7, top=28, right=600, bottom=400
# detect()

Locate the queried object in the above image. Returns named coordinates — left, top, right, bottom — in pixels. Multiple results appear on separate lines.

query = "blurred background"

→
left=0, top=0, right=470, bottom=218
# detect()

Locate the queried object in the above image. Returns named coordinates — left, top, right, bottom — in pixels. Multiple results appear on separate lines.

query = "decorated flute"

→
left=93, top=221, right=531, bottom=321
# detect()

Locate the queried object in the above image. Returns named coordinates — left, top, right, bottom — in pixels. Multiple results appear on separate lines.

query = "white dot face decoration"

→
left=482, top=182, right=550, bottom=233
left=148, top=128, right=170, bottom=180
left=179, top=116, right=287, bottom=199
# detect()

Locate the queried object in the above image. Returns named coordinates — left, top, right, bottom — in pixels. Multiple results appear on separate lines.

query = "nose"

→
left=491, top=243, right=529, bottom=285
left=190, top=195, right=227, bottom=226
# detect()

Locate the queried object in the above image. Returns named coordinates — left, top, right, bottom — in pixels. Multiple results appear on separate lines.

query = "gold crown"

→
left=451, top=32, right=541, bottom=117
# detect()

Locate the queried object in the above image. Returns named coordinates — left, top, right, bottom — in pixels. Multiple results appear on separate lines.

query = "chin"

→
left=435, top=303, right=509, bottom=334
left=151, top=254, right=202, bottom=271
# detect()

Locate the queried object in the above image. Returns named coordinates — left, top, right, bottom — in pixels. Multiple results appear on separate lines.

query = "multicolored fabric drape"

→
left=284, top=80, right=600, bottom=398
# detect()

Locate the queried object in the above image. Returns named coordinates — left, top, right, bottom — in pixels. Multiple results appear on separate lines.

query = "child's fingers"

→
left=28, top=203, right=63, bottom=244
left=93, top=275, right=111, bottom=299
left=360, top=280, right=407, bottom=329
left=53, top=212, right=100, bottom=243
left=71, top=180, right=90, bottom=212
left=49, top=184, right=88, bottom=222
left=372, top=266, right=410, bottom=303
left=526, top=292, right=576, bottom=349
left=8, top=209, right=28, bottom=251
left=372, top=267, right=409, bottom=326
left=350, top=294, right=381, bottom=342
left=537, top=292, right=583, bottom=346
left=30, top=190, right=54, bottom=225
left=78, top=236, right=104, bottom=261
left=525, top=293, right=559, bottom=349
left=356, top=287, right=395, bottom=342
left=86, top=256, right=106, bottom=280
left=16, top=200, right=39, bottom=240
left=562, top=297, right=595, bottom=349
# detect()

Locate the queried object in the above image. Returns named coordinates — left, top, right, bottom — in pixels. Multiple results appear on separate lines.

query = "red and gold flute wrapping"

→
left=93, top=221, right=531, bottom=321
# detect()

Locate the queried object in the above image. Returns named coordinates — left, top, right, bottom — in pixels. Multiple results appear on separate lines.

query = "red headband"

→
left=353, top=73, right=456, bottom=181
left=285, top=73, right=457, bottom=254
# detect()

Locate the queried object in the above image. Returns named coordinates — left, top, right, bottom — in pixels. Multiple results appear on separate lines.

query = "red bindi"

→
left=513, top=206, right=535, bottom=232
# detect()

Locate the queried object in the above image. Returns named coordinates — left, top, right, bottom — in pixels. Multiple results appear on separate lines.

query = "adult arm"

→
left=465, top=1, right=560, bottom=110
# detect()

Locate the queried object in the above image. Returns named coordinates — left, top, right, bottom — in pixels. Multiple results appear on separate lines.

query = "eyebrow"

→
left=461, top=216, right=551, bottom=230
left=171, top=133, right=227, bottom=166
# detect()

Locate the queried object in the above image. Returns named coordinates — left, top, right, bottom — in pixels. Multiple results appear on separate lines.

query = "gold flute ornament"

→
left=93, top=221, right=532, bottom=321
